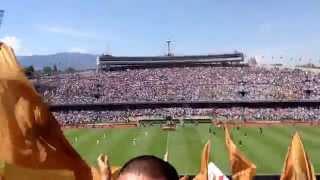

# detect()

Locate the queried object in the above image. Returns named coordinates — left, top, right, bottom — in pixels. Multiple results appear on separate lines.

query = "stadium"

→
left=32, top=51, right=320, bottom=179
left=0, top=3, right=319, bottom=179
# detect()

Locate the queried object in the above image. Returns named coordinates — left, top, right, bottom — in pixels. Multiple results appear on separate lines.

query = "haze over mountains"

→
left=18, top=52, right=97, bottom=70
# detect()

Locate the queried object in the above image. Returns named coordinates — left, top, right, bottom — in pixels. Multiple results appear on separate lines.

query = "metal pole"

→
left=166, top=40, right=171, bottom=56
left=96, top=56, right=100, bottom=73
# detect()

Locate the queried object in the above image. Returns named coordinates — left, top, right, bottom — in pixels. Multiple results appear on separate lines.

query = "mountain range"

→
left=18, top=52, right=98, bottom=70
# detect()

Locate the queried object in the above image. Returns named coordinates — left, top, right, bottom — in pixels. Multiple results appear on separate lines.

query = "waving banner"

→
left=280, top=132, right=315, bottom=180
left=225, top=127, right=256, bottom=180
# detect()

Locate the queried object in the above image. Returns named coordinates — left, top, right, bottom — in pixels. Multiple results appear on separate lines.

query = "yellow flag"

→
left=3, top=162, right=75, bottom=180
left=225, top=127, right=256, bottom=180
left=280, top=132, right=316, bottom=180
left=194, top=140, right=211, bottom=180
left=0, top=161, right=3, bottom=179
left=0, top=42, right=92, bottom=180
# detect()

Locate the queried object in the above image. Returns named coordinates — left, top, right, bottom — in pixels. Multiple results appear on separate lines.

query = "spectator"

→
left=117, top=155, right=179, bottom=180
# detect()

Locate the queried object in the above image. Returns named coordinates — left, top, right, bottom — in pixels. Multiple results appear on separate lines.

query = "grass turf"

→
left=64, top=124, right=320, bottom=175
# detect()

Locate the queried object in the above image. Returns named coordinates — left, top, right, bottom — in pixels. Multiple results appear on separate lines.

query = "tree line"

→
left=24, top=65, right=76, bottom=78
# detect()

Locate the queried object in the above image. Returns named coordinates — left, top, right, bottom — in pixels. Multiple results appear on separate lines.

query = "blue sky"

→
left=1, top=0, right=320, bottom=64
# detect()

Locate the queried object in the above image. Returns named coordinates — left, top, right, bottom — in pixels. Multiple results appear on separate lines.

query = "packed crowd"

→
left=36, top=66, right=320, bottom=104
left=53, top=107, right=320, bottom=125
left=34, top=65, right=320, bottom=124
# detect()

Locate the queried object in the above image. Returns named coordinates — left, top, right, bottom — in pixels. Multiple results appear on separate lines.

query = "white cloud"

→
left=1, top=36, right=22, bottom=52
left=68, top=47, right=88, bottom=53
left=38, top=25, right=97, bottom=39
left=1, top=36, right=33, bottom=55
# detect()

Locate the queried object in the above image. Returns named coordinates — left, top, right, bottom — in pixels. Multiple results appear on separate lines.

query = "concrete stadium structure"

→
left=96, top=52, right=244, bottom=71
left=50, top=99, right=320, bottom=112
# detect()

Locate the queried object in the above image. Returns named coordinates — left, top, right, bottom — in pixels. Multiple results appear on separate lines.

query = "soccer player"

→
left=239, top=140, right=242, bottom=146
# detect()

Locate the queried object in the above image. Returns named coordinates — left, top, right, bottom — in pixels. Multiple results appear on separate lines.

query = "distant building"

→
left=247, top=57, right=258, bottom=66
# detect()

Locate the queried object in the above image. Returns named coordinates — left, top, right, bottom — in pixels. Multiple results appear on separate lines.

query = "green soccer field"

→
left=64, top=124, right=320, bottom=175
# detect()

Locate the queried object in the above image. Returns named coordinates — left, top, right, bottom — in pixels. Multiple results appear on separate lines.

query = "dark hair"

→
left=118, top=155, right=179, bottom=180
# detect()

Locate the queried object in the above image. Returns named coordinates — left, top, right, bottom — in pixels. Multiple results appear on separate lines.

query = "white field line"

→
left=166, top=131, right=169, bottom=161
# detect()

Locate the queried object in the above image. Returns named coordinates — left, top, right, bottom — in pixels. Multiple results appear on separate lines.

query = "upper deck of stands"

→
left=97, top=52, right=244, bottom=71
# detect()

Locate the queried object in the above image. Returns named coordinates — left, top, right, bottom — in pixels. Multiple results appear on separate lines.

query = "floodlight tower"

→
left=0, top=10, right=4, bottom=30
left=166, top=40, right=172, bottom=56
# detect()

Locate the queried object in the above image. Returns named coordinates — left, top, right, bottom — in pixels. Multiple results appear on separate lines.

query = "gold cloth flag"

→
left=194, top=140, right=211, bottom=180
left=225, top=127, right=256, bottom=180
left=0, top=161, right=3, bottom=179
left=3, top=162, right=75, bottom=180
left=0, top=42, right=92, bottom=180
left=280, top=132, right=316, bottom=180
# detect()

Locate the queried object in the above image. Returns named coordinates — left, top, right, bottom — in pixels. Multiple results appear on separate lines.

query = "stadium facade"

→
left=96, top=52, right=244, bottom=71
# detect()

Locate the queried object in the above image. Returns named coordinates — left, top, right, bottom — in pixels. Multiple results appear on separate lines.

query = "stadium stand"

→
left=96, top=52, right=244, bottom=71
left=32, top=64, right=320, bottom=125
left=36, top=66, right=319, bottom=104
